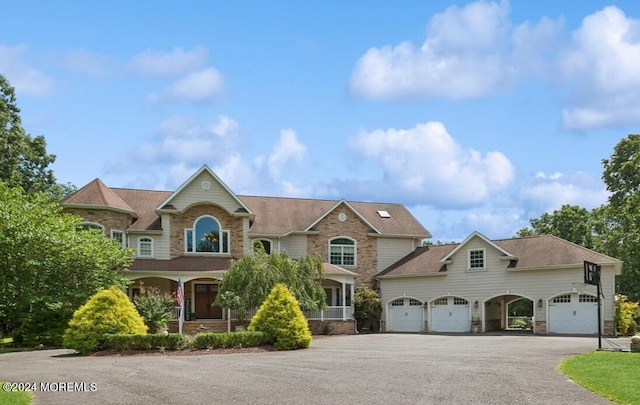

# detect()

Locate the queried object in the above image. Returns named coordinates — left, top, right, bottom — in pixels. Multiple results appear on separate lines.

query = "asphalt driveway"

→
left=1, top=333, right=624, bottom=405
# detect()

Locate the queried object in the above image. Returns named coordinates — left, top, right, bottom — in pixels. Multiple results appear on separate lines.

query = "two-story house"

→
left=61, top=165, right=432, bottom=334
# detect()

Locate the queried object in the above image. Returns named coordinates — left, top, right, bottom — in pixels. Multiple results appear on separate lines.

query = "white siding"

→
left=377, top=238, right=416, bottom=273
left=380, top=237, right=617, bottom=326
left=280, top=234, right=307, bottom=258
left=169, top=172, right=244, bottom=213
left=154, top=214, right=171, bottom=260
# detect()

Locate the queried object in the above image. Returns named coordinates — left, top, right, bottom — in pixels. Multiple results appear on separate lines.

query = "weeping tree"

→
left=214, top=243, right=326, bottom=314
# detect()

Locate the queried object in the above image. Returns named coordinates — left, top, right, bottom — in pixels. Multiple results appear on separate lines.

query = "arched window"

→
left=329, top=237, right=356, bottom=266
left=138, top=237, right=153, bottom=257
left=254, top=239, right=272, bottom=254
left=185, top=216, right=229, bottom=253
left=76, top=222, right=104, bottom=232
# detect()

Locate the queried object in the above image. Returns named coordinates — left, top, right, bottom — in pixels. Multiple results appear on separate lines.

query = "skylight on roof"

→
left=377, top=210, right=391, bottom=218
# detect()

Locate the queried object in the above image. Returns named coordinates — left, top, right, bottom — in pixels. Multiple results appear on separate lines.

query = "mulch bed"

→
left=91, top=345, right=277, bottom=357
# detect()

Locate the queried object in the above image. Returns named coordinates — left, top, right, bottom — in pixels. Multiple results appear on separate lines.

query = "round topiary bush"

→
left=248, top=283, right=312, bottom=350
left=63, top=286, right=147, bottom=354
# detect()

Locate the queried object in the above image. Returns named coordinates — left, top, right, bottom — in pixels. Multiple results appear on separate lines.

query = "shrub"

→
left=103, top=333, right=187, bottom=351
left=63, top=286, right=147, bottom=354
left=615, top=295, right=640, bottom=336
left=192, top=331, right=270, bottom=349
left=353, top=287, right=381, bottom=332
left=133, top=284, right=176, bottom=333
left=248, top=283, right=311, bottom=350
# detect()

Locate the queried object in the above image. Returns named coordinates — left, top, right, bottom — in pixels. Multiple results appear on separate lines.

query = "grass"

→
left=0, top=382, right=33, bottom=405
left=0, top=337, right=34, bottom=354
left=559, top=351, right=640, bottom=405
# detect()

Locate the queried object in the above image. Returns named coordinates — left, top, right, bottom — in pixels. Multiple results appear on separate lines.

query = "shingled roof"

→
left=377, top=234, right=622, bottom=278
left=61, top=180, right=431, bottom=238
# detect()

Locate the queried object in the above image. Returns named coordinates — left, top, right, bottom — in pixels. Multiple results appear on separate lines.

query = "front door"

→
left=194, top=284, right=223, bottom=319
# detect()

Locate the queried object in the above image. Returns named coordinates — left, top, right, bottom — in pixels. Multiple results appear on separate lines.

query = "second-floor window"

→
left=330, top=237, right=356, bottom=266
left=111, top=230, right=126, bottom=248
left=138, top=237, right=153, bottom=257
left=468, top=248, right=485, bottom=270
left=185, top=216, right=229, bottom=254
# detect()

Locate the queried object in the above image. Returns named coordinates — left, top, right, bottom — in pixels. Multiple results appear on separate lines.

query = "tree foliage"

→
left=214, top=243, right=326, bottom=312
left=248, top=283, right=312, bottom=350
left=600, top=134, right=640, bottom=300
left=0, top=74, right=62, bottom=197
left=63, top=286, right=147, bottom=354
left=353, top=287, right=381, bottom=332
left=517, top=135, right=640, bottom=300
left=0, top=183, right=134, bottom=342
left=615, top=295, right=639, bottom=336
left=133, top=284, right=176, bottom=333
left=516, top=204, right=594, bottom=248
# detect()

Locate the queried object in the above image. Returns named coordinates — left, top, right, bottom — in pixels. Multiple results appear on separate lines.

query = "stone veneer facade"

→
left=66, top=208, right=133, bottom=236
left=168, top=204, right=245, bottom=259
left=307, top=204, right=377, bottom=286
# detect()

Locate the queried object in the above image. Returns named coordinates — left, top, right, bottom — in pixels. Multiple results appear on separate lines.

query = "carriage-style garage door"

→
left=548, top=293, right=598, bottom=334
left=388, top=298, right=424, bottom=332
left=430, top=297, right=470, bottom=332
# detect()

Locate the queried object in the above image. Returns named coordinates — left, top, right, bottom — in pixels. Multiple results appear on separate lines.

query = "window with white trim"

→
left=453, top=297, right=469, bottom=305
left=552, top=294, right=571, bottom=303
left=138, top=237, right=153, bottom=257
left=468, top=249, right=485, bottom=270
left=329, top=237, right=356, bottom=266
left=409, top=299, right=422, bottom=306
left=77, top=222, right=104, bottom=232
left=185, top=216, right=230, bottom=254
left=579, top=294, right=598, bottom=303
left=111, top=230, right=126, bottom=248
left=433, top=297, right=448, bottom=306
left=254, top=239, right=272, bottom=254
left=390, top=299, right=404, bottom=307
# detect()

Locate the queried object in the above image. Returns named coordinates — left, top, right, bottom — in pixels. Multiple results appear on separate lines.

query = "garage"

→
left=430, top=296, right=470, bottom=332
left=387, top=297, right=424, bottom=332
left=548, top=293, right=599, bottom=334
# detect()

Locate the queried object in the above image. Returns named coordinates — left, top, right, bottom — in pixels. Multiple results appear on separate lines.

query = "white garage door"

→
left=430, top=297, right=470, bottom=332
left=388, top=298, right=424, bottom=332
left=549, top=293, right=598, bottom=334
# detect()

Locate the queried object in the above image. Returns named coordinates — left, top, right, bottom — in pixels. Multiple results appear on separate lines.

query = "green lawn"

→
left=559, top=351, right=640, bottom=405
left=0, top=383, right=33, bottom=405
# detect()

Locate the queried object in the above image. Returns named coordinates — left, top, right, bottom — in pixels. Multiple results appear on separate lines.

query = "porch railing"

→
left=172, top=306, right=354, bottom=321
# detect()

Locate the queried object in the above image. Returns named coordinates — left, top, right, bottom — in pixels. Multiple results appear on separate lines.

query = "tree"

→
left=214, top=243, right=326, bottom=312
left=63, top=286, right=147, bottom=354
left=248, top=283, right=312, bottom=350
left=353, top=287, right=381, bottom=332
left=516, top=204, right=594, bottom=248
left=600, top=134, right=640, bottom=300
left=133, top=284, right=176, bottom=333
left=0, top=183, right=134, bottom=344
left=0, top=74, right=61, bottom=197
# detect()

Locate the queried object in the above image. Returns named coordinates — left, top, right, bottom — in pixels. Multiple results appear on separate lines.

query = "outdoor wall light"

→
left=537, top=299, right=543, bottom=308
left=474, top=300, right=479, bottom=308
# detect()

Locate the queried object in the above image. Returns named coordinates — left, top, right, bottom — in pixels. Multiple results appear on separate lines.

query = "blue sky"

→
left=3, top=1, right=640, bottom=241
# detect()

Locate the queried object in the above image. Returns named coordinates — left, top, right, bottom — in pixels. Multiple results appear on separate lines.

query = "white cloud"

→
left=349, top=0, right=562, bottom=99
left=347, top=121, right=515, bottom=208
left=128, top=46, right=208, bottom=77
left=0, top=44, right=54, bottom=96
left=264, top=129, right=308, bottom=179
left=151, top=68, right=225, bottom=103
left=518, top=171, right=609, bottom=213
left=60, top=49, right=110, bottom=78
left=560, top=6, right=640, bottom=130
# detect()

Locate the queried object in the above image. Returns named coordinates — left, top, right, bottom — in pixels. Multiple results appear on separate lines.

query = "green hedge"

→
left=192, top=332, right=270, bottom=349
left=103, top=333, right=187, bottom=351
left=102, top=331, right=270, bottom=352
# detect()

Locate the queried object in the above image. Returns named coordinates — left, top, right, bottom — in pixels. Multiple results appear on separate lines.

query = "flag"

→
left=177, top=280, right=184, bottom=306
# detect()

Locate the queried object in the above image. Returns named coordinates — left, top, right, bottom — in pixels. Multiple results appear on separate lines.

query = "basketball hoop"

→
left=571, top=282, right=585, bottom=294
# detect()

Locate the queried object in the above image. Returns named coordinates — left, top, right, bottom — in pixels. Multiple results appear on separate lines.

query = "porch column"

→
left=178, top=279, right=185, bottom=335
left=350, top=283, right=355, bottom=320
left=341, top=281, right=347, bottom=321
